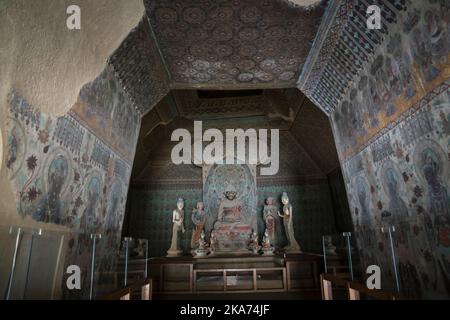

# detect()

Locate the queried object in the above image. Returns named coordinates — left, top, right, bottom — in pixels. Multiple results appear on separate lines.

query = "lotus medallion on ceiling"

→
left=144, top=0, right=326, bottom=89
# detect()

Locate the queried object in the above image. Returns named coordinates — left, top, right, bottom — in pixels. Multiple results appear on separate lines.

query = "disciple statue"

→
left=166, top=198, right=185, bottom=257
left=263, top=196, right=278, bottom=248
left=262, top=229, right=275, bottom=255
left=278, top=192, right=301, bottom=252
left=191, top=202, right=206, bottom=249
left=217, top=184, right=242, bottom=224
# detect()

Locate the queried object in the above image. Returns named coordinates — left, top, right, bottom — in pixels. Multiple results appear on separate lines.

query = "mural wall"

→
left=5, top=65, right=141, bottom=298
left=329, top=1, right=450, bottom=298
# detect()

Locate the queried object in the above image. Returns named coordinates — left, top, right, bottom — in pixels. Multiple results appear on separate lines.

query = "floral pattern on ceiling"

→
left=144, top=0, right=327, bottom=87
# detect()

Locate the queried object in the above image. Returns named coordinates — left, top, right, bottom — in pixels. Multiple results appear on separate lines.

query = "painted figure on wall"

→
left=278, top=192, right=301, bottom=252
left=355, top=176, right=370, bottom=223
left=7, top=132, right=18, bottom=168
left=104, top=180, right=123, bottom=233
left=32, top=155, right=69, bottom=224
left=167, top=197, right=185, bottom=257
left=191, top=202, right=206, bottom=249
left=410, top=25, right=441, bottom=83
left=79, top=175, right=102, bottom=235
left=383, top=167, right=411, bottom=247
left=421, top=148, right=450, bottom=247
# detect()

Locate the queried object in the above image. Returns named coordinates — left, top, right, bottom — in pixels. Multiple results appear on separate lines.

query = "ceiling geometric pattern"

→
left=145, top=0, right=327, bottom=88
left=298, top=0, right=407, bottom=115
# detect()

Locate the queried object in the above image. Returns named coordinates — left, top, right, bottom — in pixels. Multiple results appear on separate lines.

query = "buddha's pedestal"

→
left=212, top=223, right=252, bottom=253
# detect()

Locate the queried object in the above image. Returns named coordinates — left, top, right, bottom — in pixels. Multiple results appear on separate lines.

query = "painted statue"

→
left=209, top=231, right=217, bottom=255
left=217, top=183, right=242, bottom=223
left=278, top=192, right=301, bottom=252
left=263, top=196, right=278, bottom=248
left=262, top=229, right=275, bottom=255
left=191, top=202, right=206, bottom=249
left=248, top=230, right=260, bottom=254
left=193, top=230, right=209, bottom=257
left=167, top=197, right=185, bottom=257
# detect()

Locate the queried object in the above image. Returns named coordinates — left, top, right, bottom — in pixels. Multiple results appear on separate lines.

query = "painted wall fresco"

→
left=331, top=1, right=450, bottom=298
left=6, top=65, right=140, bottom=298
left=332, top=0, right=450, bottom=161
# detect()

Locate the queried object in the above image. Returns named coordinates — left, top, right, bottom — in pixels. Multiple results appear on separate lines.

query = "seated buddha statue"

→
left=212, top=183, right=251, bottom=253
left=217, top=184, right=242, bottom=224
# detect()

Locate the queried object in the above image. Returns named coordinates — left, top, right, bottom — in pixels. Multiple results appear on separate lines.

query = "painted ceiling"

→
left=144, top=0, right=327, bottom=89
left=298, top=0, right=408, bottom=115
left=107, top=0, right=408, bottom=118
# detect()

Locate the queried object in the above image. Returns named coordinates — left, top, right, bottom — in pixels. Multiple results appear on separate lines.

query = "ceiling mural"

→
left=108, top=17, right=170, bottom=116
left=298, top=0, right=408, bottom=115
left=284, top=0, right=323, bottom=8
left=144, top=0, right=327, bottom=88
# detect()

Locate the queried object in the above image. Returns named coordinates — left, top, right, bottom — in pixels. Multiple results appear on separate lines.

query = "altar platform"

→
left=134, top=252, right=325, bottom=297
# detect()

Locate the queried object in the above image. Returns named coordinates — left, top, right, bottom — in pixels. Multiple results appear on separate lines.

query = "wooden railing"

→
left=320, top=274, right=401, bottom=300
left=98, top=278, right=152, bottom=300
left=192, top=267, right=287, bottom=293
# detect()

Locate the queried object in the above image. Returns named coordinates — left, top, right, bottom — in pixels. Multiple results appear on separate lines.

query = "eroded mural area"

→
left=6, top=65, right=140, bottom=298
left=331, top=0, right=450, bottom=298
left=332, top=0, right=450, bottom=160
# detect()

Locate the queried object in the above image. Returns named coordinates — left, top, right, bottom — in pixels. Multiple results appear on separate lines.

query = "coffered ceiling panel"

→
left=144, top=0, right=327, bottom=88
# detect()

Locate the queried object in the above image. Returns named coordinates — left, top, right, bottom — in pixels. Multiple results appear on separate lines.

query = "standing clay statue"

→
left=166, top=197, right=185, bottom=257
left=263, top=196, right=278, bottom=248
left=278, top=192, right=301, bottom=252
left=191, top=202, right=206, bottom=250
